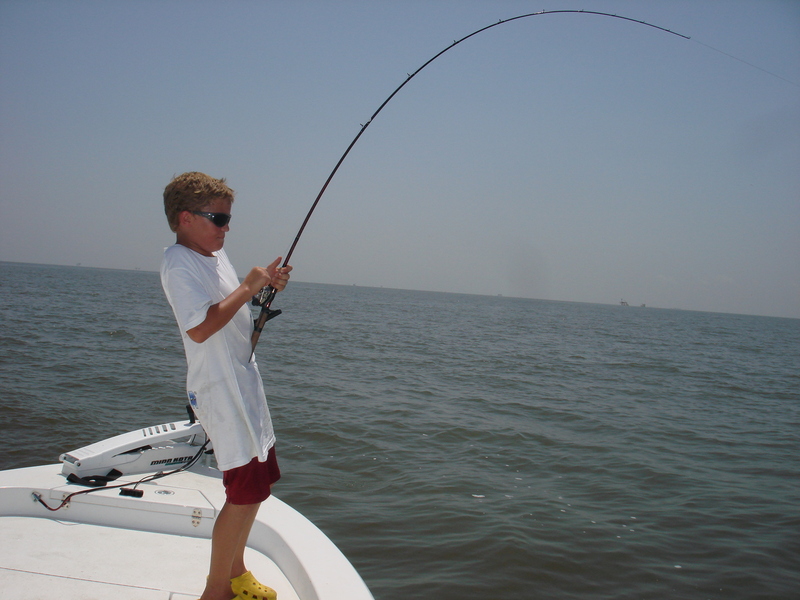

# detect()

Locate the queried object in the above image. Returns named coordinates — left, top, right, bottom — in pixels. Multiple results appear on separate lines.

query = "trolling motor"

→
left=59, top=417, right=211, bottom=487
left=28, top=414, right=213, bottom=511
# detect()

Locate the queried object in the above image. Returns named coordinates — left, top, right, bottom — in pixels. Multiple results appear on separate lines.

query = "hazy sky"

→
left=1, top=0, right=798, bottom=318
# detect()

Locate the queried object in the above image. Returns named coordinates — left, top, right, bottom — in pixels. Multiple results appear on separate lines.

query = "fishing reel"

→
left=252, top=285, right=274, bottom=308
left=251, top=286, right=282, bottom=334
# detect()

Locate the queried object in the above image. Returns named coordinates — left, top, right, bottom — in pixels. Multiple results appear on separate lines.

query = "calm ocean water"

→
left=1, top=261, right=798, bottom=599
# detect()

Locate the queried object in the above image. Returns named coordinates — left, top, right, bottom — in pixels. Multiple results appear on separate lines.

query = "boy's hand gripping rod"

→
left=248, top=10, right=689, bottom=357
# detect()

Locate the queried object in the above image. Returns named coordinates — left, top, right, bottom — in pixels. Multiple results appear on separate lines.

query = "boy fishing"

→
left=161, top=171, right=291, bottom=600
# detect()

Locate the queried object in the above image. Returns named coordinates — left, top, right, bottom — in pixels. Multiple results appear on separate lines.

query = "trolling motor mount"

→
left=59, top=420, right=210, bottom=482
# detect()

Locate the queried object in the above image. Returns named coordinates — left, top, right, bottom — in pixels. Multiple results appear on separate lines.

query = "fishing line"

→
left=251, top=9, right=765, bottom=354
left=690, top=38, right=799, bottom=88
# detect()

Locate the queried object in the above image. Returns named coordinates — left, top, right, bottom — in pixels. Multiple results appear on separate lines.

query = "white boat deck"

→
left=0, top=463, right=372, bottom=600
left=0, top=516, right=298, bottom=600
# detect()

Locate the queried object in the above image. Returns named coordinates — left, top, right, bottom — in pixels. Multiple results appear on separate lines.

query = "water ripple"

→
left=1, top=264, right=799, bottom=599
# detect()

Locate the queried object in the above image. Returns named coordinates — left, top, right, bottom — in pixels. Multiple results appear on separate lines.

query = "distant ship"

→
left=619, top=299, right=646, bottom=307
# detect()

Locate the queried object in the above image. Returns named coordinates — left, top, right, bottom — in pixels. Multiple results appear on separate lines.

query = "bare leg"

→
left=200, top=501, right=261, bottom=600
left=230, top=500, right=260, bottom=579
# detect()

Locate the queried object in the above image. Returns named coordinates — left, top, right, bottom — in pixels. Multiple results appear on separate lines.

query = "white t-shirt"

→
left=160, top=244, right=275, bottom=471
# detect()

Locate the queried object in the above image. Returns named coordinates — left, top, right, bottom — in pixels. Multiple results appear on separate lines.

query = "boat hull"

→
left=0, top=462, right=373, bottom=600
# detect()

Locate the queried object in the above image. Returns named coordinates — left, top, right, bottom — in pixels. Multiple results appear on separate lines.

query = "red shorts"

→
left=222, top=446, right=281, bottom=505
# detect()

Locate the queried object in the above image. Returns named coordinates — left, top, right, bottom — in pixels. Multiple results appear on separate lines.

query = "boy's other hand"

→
left=267, top=256, right=292, bottom=292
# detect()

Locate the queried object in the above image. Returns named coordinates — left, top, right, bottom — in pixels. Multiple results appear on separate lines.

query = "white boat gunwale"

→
left=0, top=423, right=374, bottom=600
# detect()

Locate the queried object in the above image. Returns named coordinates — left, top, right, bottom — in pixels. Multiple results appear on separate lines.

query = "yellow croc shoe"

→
left=231, top=571, right=277, bottom=600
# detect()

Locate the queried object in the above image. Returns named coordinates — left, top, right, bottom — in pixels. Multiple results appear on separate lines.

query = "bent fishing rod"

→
left=249, top=9, right=690, bottom=355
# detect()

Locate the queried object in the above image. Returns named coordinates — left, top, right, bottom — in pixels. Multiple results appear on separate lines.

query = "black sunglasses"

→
left=192, top=211, right=232, bottom=228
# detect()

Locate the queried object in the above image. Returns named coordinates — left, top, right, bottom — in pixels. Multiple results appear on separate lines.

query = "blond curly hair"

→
left=163, top=172, right=235, bottom=232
